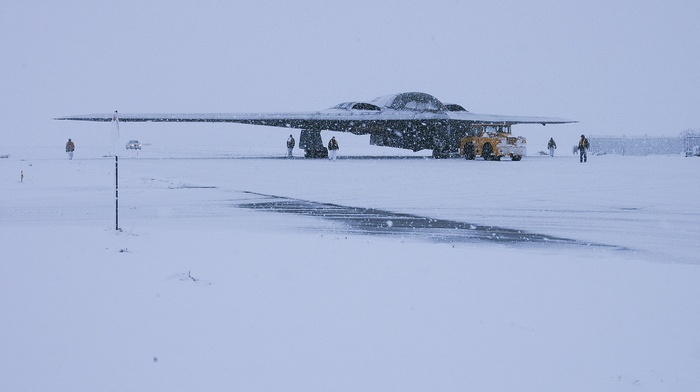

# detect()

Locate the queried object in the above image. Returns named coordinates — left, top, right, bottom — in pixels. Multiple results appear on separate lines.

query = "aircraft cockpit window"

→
left=351, top=102, right=381, bottom=111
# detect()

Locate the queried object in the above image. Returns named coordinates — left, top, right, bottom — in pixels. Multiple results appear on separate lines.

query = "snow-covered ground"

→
left=2, top=139, right=700, bottom=391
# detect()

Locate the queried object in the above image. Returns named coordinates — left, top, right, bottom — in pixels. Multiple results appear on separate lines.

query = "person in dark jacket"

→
left=548, top=137, right=557, bottom=157
left=65, top=138, right=75, bottom=160
left=578, top=135, right=589, bottom=163
left=286, top=135, right=295, bottom=157
left=328, top=136, right=339, bottom=161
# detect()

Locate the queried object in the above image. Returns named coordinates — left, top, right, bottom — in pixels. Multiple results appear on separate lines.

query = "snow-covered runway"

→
left=2, top=146, right=699, bottom=390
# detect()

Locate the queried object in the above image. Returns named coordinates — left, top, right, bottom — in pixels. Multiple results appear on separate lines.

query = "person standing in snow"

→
left=578, top=134, right=589, bottom=163
left=328, top=136, right=339, bottom=161
left=65, top=138, right=75, bottom=160
left=548, top=137, right=557, bottom=157
left=286, top=134, right=295, bottom=158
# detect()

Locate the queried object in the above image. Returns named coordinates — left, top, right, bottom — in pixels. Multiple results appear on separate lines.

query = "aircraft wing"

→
left=56, top=110, right=573, bottom=132
left=56, top=92, right=576, bottom=155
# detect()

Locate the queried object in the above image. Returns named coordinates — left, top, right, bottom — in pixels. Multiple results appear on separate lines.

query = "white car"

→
left=126, top=140, right=141, bottom=150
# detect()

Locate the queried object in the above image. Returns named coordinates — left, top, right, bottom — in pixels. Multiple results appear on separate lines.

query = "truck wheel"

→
left=511, top=154, right=522, bottom=161
left=464, top=143, right=476, bottom=160
left=482, top=143, right=494, bottom=160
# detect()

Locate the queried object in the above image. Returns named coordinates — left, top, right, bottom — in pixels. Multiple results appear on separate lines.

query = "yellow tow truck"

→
left=459, top=125, right=526, bottom=161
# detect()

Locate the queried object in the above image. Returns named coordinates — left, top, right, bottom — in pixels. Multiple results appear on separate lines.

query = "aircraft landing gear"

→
left=304, top=147, right=328, bottom=158
left=299, top=129, right=328, bottom=158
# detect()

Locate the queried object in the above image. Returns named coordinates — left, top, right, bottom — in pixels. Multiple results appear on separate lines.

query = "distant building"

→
left=588, top=130, right=700, bottom=156
left=682, top=130, right=700, bottom=156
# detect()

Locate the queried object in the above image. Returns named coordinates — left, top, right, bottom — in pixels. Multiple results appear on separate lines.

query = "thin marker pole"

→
left=115, top=155, right=119, bottom=230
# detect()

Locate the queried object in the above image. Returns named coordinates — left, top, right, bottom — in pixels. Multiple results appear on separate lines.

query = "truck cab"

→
left=459, top=125, right=526, bottom=161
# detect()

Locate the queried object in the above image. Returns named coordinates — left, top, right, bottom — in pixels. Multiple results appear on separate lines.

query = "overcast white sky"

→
left=2, top=0, right=699, bottom=148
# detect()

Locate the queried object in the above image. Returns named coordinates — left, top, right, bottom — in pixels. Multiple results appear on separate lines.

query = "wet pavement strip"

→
left=235, top=191, right=622, bottom=248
